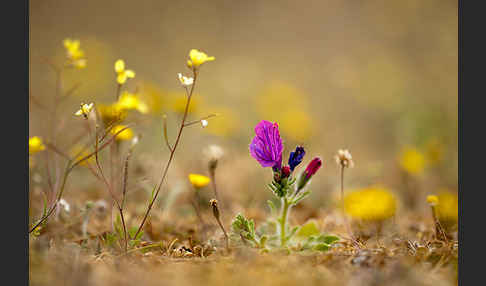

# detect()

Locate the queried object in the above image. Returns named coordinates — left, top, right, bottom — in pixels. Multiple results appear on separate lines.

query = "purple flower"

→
left=249, top=120, right=283, bottom=170
left=304, top=157, right=322, bottom=179
left=288, top=146, right=305, bottom=171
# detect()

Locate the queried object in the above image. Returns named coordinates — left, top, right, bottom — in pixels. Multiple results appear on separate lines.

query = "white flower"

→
left=201, top=119, right=208, bottom=128
left=178, top=73, right=194, bottom=86
left=131, top=136, right=139, bottom=147
left=58, top=199, right=71, bottom=212
left=204, top=144, right=224, bottom=161
left=335, top=149, right=354, bottom=168
left=75, top=102, right=94, bottom=118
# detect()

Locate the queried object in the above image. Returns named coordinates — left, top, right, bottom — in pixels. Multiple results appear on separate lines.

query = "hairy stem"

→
left=279, top=197, right=290, bottom=247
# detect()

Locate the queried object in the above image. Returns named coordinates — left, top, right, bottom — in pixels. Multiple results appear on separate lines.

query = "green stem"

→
left=279, top=197, right=291, bottom=247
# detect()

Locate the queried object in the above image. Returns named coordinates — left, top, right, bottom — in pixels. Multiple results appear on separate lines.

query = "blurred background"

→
left=29, top=0, right=458, bottom=229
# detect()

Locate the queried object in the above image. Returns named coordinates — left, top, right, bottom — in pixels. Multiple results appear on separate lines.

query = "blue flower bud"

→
left=288, top=146, right=306, bottom=171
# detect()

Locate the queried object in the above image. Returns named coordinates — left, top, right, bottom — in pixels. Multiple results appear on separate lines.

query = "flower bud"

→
left=296, top=157, right=322, bottom=191
left=288, top=146, right=305, bottom=171
left=209, top=199, right=220, bottom=221
left=304, top=157, right=322, bottom=179
left=281, top=166, right=291, bottom=178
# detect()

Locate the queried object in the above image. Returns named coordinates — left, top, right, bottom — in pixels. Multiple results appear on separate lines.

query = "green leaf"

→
left=267, top=200, right=277, bottom=216
left=259, top=235, right=268, bottom=248
left=286, top=226, right=299, bottom=241
left=295, top=220, right=320, bottom=239
left=128, top=226, right=143, bottom=240
left=105, top=232, right=118, bottom=247
left=292, top=190, right=311, bottom=205
left=114, top=214, right=124, bottom=240
left=313, top=243, right=331, bottom=251
left=318, top=235, right=340, bottom=245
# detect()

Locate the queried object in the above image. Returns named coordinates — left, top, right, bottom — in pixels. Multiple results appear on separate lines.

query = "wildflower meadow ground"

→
left=29, top=1, right=458, bottom=285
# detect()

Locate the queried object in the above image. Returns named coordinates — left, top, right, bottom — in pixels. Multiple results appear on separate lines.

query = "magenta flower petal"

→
left=249, top=120, right=283, bottom=169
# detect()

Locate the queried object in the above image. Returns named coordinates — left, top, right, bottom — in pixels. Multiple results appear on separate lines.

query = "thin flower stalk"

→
left=29, top=125, right=133, bottom=234
left=134, top=69, right=199, bottom=238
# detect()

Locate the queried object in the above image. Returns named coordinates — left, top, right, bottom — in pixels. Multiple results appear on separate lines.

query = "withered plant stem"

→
left=29, top=126, right=133, bottom=234
left=340, top=165, right=353, bottom=240
left=134, top=69, right=199, bottom=238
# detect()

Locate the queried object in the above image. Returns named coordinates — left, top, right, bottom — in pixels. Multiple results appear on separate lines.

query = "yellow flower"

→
left=188, top=173, right=211, bottom=188
left=116, top=92, right=148, bottom=114
left=426, top=195, right=439, bottom=206
left=29, top=136, right=46, bottom=155
left=399, top=147, right=426, bottom=175
left=138, top=81, right=167, bottom=115
left=114, top=59, right=135, bottom=85
left=74, top=102, right=94, bottom=118
left=111, top=125, right=134, bottom=141
left=344, top=186, right=397, bottom=221
left=436, top=191, right=458, bottom=230
left=63, top=38, right=87, bottom=69
left=187, top=49, right=215, bottom=68
left=97, top=103, right=127, bottom=126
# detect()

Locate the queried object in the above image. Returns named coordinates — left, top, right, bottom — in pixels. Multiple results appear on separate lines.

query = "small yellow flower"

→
left=344, top=186, right=397, bottom=221
left=436, top=191, right=458, bottom=230
left=188, top=173, right=211, bottom=188
left=111, top=125, right=134, bottom=141
left=178, top=73, right=194, bottom=86
left=74, top=102, right=94, bottom=118
left=399, top=147, right=426, bottom=175
left=187, top=49, right=215, bottom=68
left=29, top=136, right=46, bottom=155
left=426, top=195, right=439, bottom=206
left=114, top=59, right=135, bottom=85
left=63, top=38, right=87, bottom=69
left=116, top=92, right=148, bottom=114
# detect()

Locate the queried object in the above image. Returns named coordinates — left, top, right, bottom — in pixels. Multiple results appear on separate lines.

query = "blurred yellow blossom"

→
left=256, top=82, right=313, bottom=141
left=74, top=102, right=94, bottom=118
left=63, top=38, right=87, bottom=69
left=111, top=125, right=134, bottom=141
left=399, top=146, right=426, bottom=175
left=426, top=195, right=439, bottom=206
left=188, top=173, right=211, bottom=188
left=116, top=92, right=148, bottom=114
left=279, top=110, right=313, bottom=141
left=170, top=92, right=199, bottom=114
left=114, top=59, right=135, bottom=85
left=187, top=49, right=215, bottom=68
left=344, top=186, right=397, bottom=221
left=97, top=103, right=127, bottom=126
left=202, top=106, right=239, bottom=137
left=29, top=136, right=46, bottom=155
left=138, top=81, right=166, bottom=115
left=70, top=145, right=94, bottom=166
left=436, top=191, right=458, bottom=230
